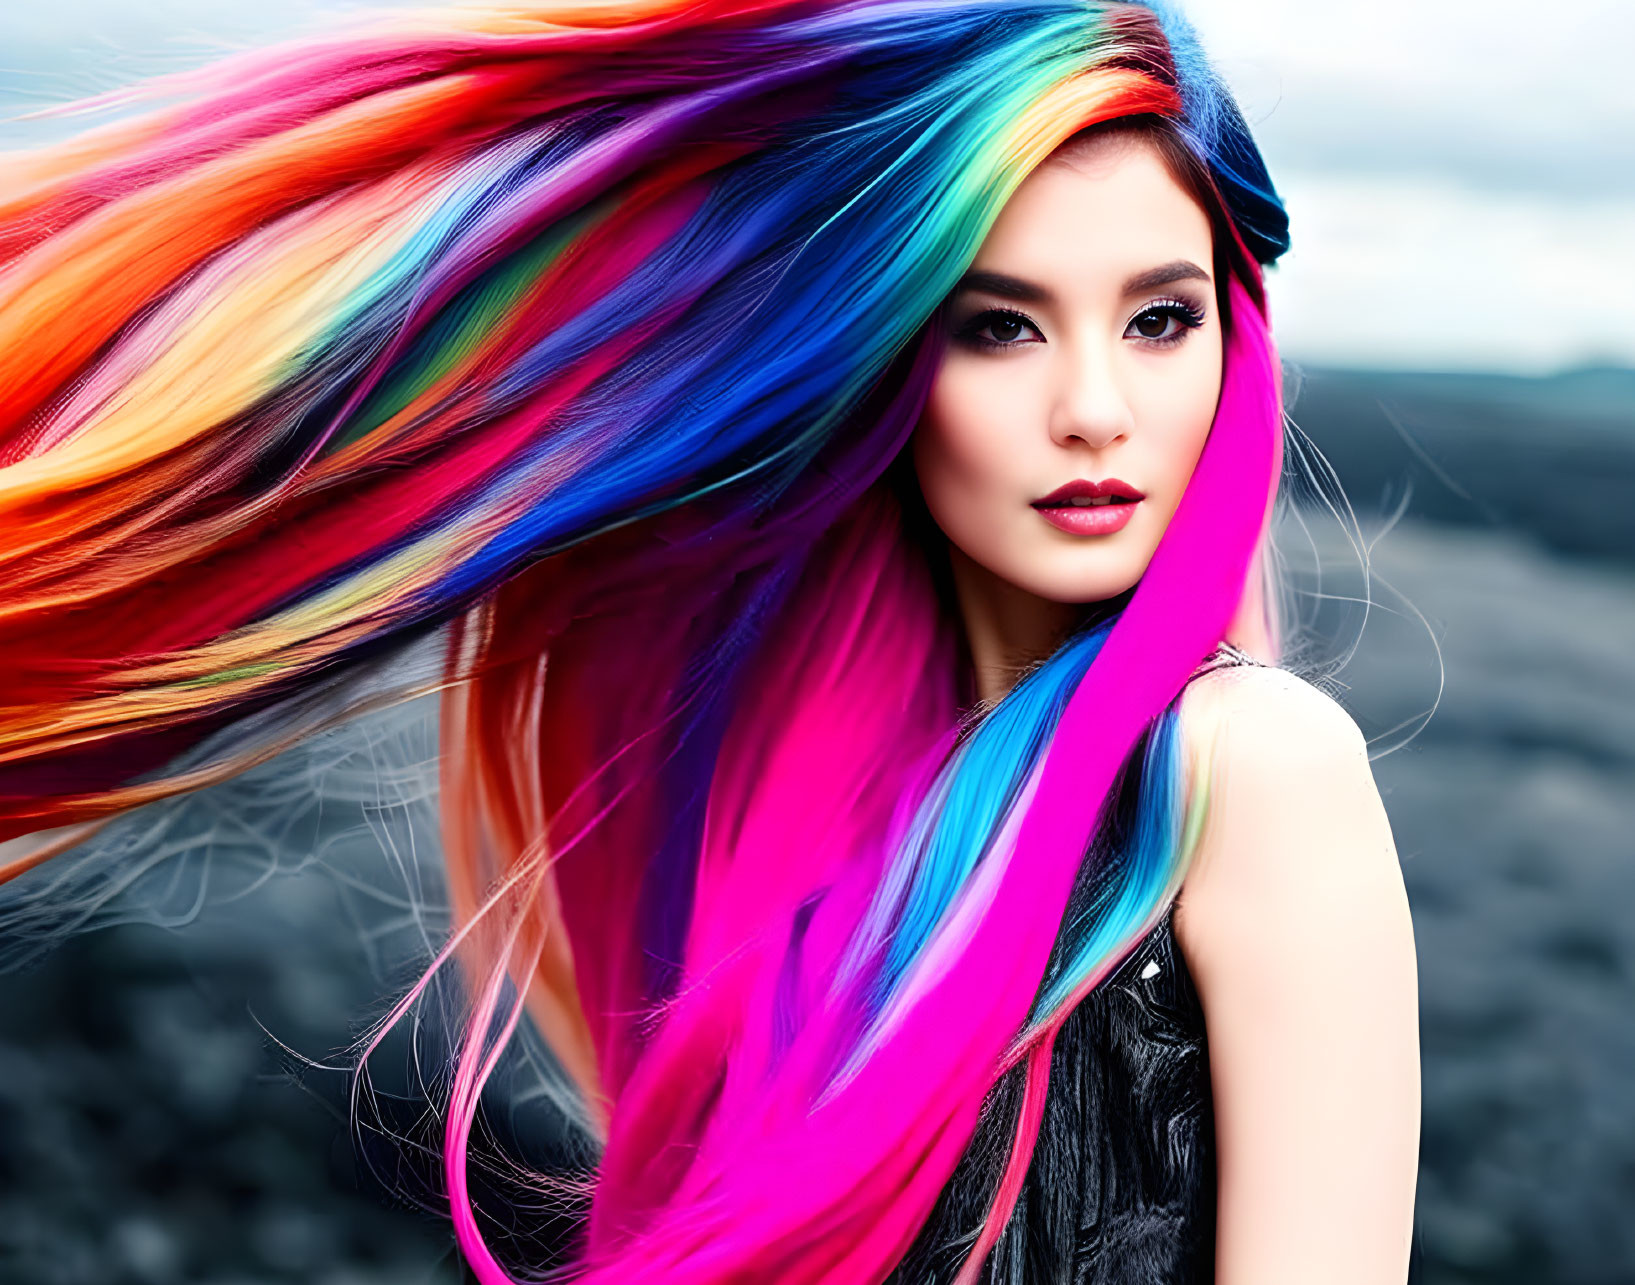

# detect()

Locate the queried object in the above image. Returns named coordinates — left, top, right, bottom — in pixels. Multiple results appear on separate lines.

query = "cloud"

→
left=1266, top=173, right=1635, bottom=373
left=1186, top=0, right=1634, bottom=199
left=1182, top=0, right=1634, bottom=371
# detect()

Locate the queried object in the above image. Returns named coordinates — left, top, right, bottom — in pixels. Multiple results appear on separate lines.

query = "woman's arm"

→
left=1175, top=666, right=1420, bottom=1285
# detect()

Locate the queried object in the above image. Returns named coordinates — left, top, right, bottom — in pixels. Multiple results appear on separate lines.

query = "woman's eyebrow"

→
left=953, top=259, right=1212, bottom=302
left=952, top=269, right=1052, bottom=303
left=1122, top=259, right=1212, bottom=294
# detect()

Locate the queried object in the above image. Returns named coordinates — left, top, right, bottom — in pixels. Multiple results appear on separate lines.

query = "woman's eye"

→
left=956, top=301, right=1205, bottom=351
left=1126, top=300, right=1206, bottom=346
left=956, top=309, right=1042, bottom=350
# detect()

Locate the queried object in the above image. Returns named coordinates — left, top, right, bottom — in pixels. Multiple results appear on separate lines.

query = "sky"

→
left=0, top=0, right=1627, bottom=375
left=1183, top=0, right=1635, bottom=375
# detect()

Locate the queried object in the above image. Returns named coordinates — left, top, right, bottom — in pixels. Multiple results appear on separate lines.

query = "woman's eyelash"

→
left=953, top=299, right=1208, bottom=351
left=954, top=307, right=1042, bottom=350
left=1129, top=298, right=1207, bottom=346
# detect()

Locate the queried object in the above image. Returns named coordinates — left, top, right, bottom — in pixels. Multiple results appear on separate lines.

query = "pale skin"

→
left=910, top=131, right=1421, bottom=1282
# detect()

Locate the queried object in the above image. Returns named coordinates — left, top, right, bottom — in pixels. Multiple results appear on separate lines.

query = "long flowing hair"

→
left=0, top=0, right=1290, bottom=1279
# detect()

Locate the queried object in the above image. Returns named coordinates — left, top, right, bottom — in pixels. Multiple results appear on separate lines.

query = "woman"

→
left=0, top=0, right=1419, bottom=1280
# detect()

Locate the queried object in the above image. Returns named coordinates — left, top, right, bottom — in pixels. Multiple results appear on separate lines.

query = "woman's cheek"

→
left=919, top=390, right=1006, bottom=502
left=1144, top=368, right=1216, bottom=491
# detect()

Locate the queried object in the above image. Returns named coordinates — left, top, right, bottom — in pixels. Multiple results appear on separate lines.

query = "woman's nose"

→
left=1048, top=342, right=1134, bottom=451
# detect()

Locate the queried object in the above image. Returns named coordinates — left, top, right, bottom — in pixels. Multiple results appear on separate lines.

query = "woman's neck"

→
left=946, top=543, right=1088, bottom=709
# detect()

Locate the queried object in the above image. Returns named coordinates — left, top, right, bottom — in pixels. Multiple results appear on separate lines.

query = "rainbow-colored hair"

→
left=0, top=0, right=1289, bottom=1279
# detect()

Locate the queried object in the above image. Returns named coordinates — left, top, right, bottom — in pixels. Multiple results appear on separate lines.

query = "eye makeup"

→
left=1125, top=297, right=1207, bottom=346
left=950, top=294, right=1208, bottom=352
left=952, top=307, right=1043, bottom=350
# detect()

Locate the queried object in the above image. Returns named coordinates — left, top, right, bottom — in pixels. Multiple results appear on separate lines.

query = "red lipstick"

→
left=1031, top=477, right=1145, bottom=536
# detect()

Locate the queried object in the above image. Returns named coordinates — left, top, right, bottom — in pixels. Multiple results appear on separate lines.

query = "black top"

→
left=886, top=645, right=1426, bottom=1284
left=885, top=903, right=1214, bottom=1285
left=886, top=644, right=1234, bottom=1285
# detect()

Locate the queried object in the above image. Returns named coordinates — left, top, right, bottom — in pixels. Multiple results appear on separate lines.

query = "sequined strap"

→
left=1191, top=639, right=1265, bottom=680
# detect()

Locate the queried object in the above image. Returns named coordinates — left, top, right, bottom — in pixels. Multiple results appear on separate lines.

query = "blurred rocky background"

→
left=1282, top=365, right=1635, bottom=1283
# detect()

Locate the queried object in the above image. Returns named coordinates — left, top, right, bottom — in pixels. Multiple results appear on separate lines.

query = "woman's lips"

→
left=1032, top=477, right=1144, bottom=536
left=1034, top=477, right=1144, bottom=506
left=1033, top=498, right=1140, bottom=536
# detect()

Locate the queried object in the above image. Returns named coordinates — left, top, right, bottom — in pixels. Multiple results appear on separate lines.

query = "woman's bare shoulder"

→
left=1173, top=661, right=1401, bottom=945
left=1180, top=660, right=1367, bottom=767
left=1170, top=661, right=1421, bottom=1281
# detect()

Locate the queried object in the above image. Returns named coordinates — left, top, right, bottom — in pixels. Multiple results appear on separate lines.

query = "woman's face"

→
left=912, top=131, right=1223, bottom=606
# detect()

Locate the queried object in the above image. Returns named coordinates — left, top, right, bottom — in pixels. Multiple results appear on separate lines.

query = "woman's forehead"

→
left=971, top=141, right=1214, bottom=290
